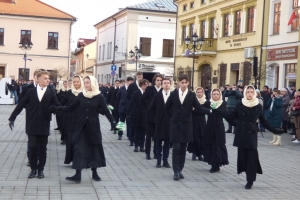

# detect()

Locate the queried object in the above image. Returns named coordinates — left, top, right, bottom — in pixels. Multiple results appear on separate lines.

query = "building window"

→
left=48, top=32, right=58, bottom=49
left=247, top=7, right=255, bottom=32
left=0, top=28, right=4, bottom=45
left=183, top=4, right=187, bottom=11
left=292, top=0, right=300, bottom=31
left=107, top=42, right=112, bottom=59
left=182, top=25, right=186, bottom=44
left=273, top=3, right=281, bottom=34
left=201, top=0, right=206, bottom=4
left=189, top=23, right=194, bottom=37
left=235, top=10, right=241, bottom=34
left=20, top=30, right=31, bottom=44
left=140, top=37, right=151, bottom=56
left=162, top=39, right=174, bottom=57
left=190, top=2, right=194, bottom=8
left=210, top=18, right=215, bottom=38
left=201, top=20, right=206, bottom=38
left=223, top=14, right=229, bottom=37
left=286, top=63, right=297, bottom=73
left=18, top=68, right=30, bottom=81
left=98, top=46, right=101, bottom=61
left=102, top=44, right=105, bottom=60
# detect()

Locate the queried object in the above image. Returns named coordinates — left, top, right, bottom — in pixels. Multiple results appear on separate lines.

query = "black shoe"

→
left=282, top=129, right=287, bottom=133
left=173, top=173, right=180, bottom=181
left=209, top=167, right=220, bottom=173
left=156, top=163, right=162, bottom=168
left=179, top=171, right=184, bottom=179
left=192, top=154, right=196, bottom=161
left=198, top=155, right=204, bottom=161
left=289, top=132, right=296, bottom=135
left=66, top=174, right=81, bottom=183
left=54, top=127, right=59, bottom=130
left=37, top=171, right=44, bottom=179
left=163, top=161, right=171, bottom=168
left=28, top=170, right=37, bottom=179
left=129, top=142, right=133, bottom=146
left=92, top=171, right=101, bottom=181
left=134, top=147, right=138, bottom=152
left=245, top=181, right=253, bottom=189
left=225, top=130, right=232, bottom=133
left=146, top=154, right=151, bottom=160
left=118, top=136, right=122, bottom=140
left=61, top=141, right=66, bottom=145
left=140, top=147, right=145, bottom=152
left=27, top=161, right=30, bottom=167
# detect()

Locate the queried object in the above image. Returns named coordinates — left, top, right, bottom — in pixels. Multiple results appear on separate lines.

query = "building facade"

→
left=94, top=0, right=176, bottom=84
left=174, top=0, right=266, bottom=89
left=0, top=0, right=76, bottom=81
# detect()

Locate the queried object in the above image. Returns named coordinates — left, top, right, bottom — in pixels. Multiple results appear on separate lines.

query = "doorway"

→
left=0, top=66, right=5, bottom=78
left=199, top=64, right=212, bottom=88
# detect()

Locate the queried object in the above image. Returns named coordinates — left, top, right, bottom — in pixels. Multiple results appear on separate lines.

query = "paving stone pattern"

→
left=0, top=105, right=300, bottom=200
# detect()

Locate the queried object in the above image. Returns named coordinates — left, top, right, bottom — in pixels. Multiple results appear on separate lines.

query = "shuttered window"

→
left=140, top=37, right=151, bottom=56
left=162, top=39, right=174, bottom=57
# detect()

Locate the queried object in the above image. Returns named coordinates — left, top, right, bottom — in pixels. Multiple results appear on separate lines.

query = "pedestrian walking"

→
left=260, top=86, right=272, bottom=132
left=107, top=80, right=120, bottom=132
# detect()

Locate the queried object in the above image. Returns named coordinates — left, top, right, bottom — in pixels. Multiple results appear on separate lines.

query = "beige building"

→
left=0, top=0, right=76, bottom=81
left=174, top=0, right=266, bottom=89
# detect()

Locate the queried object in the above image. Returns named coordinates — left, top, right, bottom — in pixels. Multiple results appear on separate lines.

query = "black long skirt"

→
left=72, top=133, right=106, bottom=170
left=237, top=147, right=262, bottom=182
left=203, top=143, right=229, bottom=166
left=64, top=131, right=74, bottom=164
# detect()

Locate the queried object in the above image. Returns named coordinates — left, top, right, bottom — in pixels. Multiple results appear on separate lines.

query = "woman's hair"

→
left=256, top=91, right=261, bottom=98
left=273, top=89, right=280, bottom=95
left=196, top=87, right=204, bottom=93
left=63, top=80, right=68, bottom=84
left=152, top=74, right=163, bottom=84
left=212, top=88, right=220, bottom=94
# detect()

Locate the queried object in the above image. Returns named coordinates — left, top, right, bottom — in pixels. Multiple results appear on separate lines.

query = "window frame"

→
left=292, top=0, right=300, bottom=31
left=201, top=0, right=206, bottom=4
left=102, top=44, right=105, bottom=61
left=235, top=10, right=241, bottom=35
left=189, top=23, right=195, bottom=37
left=162, top=39, right=174, bottom=57
left=273, top=3, right=281, bottom=34
left=47, top=32, right=59, bottom=49
left=210, top=18, right=215, bottom=38
left=0, top=28, right=4, bottom=45
left=140, top=37, right=152, bottom=56
left=200, top=20, right=206, bottom=38
left=182, top=25, right=187, bottom=44
left=223, top=14, right=230, bottom=37
left=247, top=7, right=255, bottom=33
left=183, top=4, right=187, bottom=11
left=190, top=2, right=195, bottom=8
left=98, top=45, right=101, bottom=61
left=20, top=30, right=32, bottom=44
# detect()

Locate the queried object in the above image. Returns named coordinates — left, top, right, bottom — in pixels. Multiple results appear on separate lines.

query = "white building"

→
left=265, top=0, right=299, bottom=89
left=94, top=0, right=176, bottom=84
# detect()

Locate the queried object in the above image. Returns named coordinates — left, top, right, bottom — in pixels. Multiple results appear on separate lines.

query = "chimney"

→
left=11, top=0, right=17, bottom=4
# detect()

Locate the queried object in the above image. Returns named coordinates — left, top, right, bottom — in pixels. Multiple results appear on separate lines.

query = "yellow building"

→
left=174, top=0, right=266, bottom=89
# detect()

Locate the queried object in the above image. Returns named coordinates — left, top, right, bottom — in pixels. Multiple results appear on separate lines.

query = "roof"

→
left=77, top=38, right=96, bottom=48
left=94, top=0, right=176, bottom=27
left=0, top=0, right=76, bottom=20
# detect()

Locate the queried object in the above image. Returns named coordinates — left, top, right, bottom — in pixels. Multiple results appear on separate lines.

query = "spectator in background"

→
left=17, top=80, right=23, bottom=98
left=238, top=85, right=244, bottom=96
left=204, top=86, right=211, bottom=101
left=280, top=88, right=291, bottom=133
left=224, top=84, right=243, bottom=133
left=291, top=91, right=300, bottom=144
left=260, top=86, right=272, bottom=132
left=220, top=86, right=225, bottom=101
left=267, top=90, right=283, bottom=146
left=6, top=77, right=18, bottom=104
left=287, top=93, right=297, bottom=141
left=100, top=84, right=108, bottom=102
left=289, top=85, right=296, bottom=99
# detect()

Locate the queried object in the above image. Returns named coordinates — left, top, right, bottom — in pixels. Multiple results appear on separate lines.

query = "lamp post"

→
left=19, top=41, right=33, bottom=80
left=129, top=46, right=142, bottom=72
left=85, top=53, right=89, bottom=76
left=184, top=33, right=204, bottom=89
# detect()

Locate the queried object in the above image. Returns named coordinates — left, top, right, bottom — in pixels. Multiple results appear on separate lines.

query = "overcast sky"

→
left=41, top=0, right=145, bottom=50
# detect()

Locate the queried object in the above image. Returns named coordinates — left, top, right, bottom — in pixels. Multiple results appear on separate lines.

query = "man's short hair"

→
left=152, top=74, right=163, bottom=84
left=119, top=79, right=125, bottom=83
left=263, top=85, right=269, bottom=89
left=138, top=79, right=148, bottom=87
left=232, top=84, right=237, bottom=87
left=136, top=71, right=143, bottom=76
left=36, top=71, right=49, bottom=78
left=126, top=77, right=134, bottom=82
left=115, top=80, right=120, bottom=83
left=178, top=74, right=189, bottom=82
left=162, top=78, right=171, bottom=84
left=34, top=68, right=46, bottom=76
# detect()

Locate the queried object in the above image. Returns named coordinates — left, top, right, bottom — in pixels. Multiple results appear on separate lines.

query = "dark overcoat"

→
left=9, top=86, right=60, bottom=135
left=107, top=87, right=119, bottom=107
left=140, top=86, right=159, bottom=123
left=19, top=83, right=34, bottom=102
left=60, top=90, right=79, bottom=132
left=128, top=90, right=146, bottom=127
left=193, top=100, right=210, bottom=137
left=116, top=86, right=127, bottom=114
left=62, top=93, right=114, bottom=144
left=281, top=94, right=291, bottom=121
left=267, top=97, right=283, bottom=128
left=164, top=89, right=210, bottom=143
left=149, top=90, right=170, bottom=140
left=127, top=81, right=138, bottom=102
left=217, top=102, right=280, bottom=149
left=204, top=101, right=227, bottom=145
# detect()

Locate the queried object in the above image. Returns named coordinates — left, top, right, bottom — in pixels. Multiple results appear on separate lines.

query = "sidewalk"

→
left=0, top=105, right=300, bottom=200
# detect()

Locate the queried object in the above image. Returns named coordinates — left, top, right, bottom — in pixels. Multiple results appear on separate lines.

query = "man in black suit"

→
left=165, top=74, right=211, bottom=181
left=107, top=80, right=120, bottom=131
left=8, top=71, right=60, bottom=179
left=116, top=77, right=134, bottom=141
left=140, top=74, right=163, bottom=160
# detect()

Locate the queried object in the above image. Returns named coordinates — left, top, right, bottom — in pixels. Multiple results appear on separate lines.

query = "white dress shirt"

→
left=162, top=90, right=170, bottom=103
left=179, top=88, right=188, bottom=104
left=37, top=85, right=47, bottom=102
left=155, top=86, right=161, bottom=92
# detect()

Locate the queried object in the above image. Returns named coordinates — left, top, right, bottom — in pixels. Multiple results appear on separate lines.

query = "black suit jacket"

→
left=19, top=83, right=35, bottom=102
left=127, top=81, right=138, bottom=102
left=9, top=86, right=60, bottom=135
left=116, top=86, right=127, bottom=114
left=140, top=86, right=159, bottom=123
left=60, top=90, right=79, bottom=131
left=128, top=90, right=145, bottom=128
left=165, top=89, right=210, bottom=143
left=150, top=90, right=170, bottom=140
left=107, top=87, right=119, bottom=107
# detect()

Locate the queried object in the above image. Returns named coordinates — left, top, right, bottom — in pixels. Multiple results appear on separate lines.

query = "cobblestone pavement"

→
left=0, top=105, right=300, bottom=200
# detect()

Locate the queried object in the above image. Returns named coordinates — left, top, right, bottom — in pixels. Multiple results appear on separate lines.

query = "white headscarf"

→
left=210, top=88, right=223, bottom=109
left=56, top=81, right=63, bottom=93
left=83, top=76, right=101, bottom=98
left=195, top=87, right=206, bottom=105
left=242, top=85, right=259, bottom=108
left=71, top=75, right=84, bottom=96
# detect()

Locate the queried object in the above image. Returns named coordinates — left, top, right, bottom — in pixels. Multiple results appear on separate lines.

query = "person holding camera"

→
left=223, top=84, right=243, bottom=133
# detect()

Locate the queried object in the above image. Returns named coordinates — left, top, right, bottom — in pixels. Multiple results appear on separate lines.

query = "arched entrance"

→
left=198, top=64, right=212, bottom=88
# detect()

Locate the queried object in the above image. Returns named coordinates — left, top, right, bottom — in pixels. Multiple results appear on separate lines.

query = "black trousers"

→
left=113, top=109, right=119, bottom=124
left=156, top=139, right=170, bottom=163
left=28, top=135, right=48, bottom=171
left=172, top=142, right=187, bottom=173
left=145, top=123, right=156, bottom=155
left=64, top=131, right=74, bottom=164
left=134, top=127, right=145, bottom=148
left=118, top=113, right=126, bottom=137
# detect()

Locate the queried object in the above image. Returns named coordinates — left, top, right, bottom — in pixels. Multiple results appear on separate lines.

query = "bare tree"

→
left=55, top=66, right=68, bottom=80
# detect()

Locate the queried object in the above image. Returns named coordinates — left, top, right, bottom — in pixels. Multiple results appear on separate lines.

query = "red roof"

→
left=0, top=0, right=76, bottom=20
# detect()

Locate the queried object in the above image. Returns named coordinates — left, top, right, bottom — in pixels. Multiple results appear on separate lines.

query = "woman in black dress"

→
left=60, top=75, right=83, bottom=164
left=55, top=81, right=68, bottom=132
left=51, top=76, right=115, bottom=183
left=203, top=88, right=229, bottom=173
left=187, top=87, right=209, bottom=161
left=215, top=85, right=281, bottom=189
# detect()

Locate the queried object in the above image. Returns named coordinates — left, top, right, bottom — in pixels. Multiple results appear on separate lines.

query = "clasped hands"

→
left=49, top=105, right=63, bottom=114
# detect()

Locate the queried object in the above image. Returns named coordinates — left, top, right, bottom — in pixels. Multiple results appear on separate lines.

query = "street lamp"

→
left=19, top=41, right=33, bottom=80
left=85, top=53, right=89, bottom=76
left=184, top=33, right=205, bottom=89
left=129, top=46, right=142, bottom=71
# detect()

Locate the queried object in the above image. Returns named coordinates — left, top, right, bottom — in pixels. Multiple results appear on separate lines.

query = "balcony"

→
left=179, top=38, right=217, bottom=57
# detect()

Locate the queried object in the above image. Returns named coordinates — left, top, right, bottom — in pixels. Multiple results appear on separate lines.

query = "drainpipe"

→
left=112, top=17, right=117, bottom=84
left=67, top=19, right=73, bottom=80
left=173, top=1, right=178, bottom=83
left=258, top=0, right=266, bottom=89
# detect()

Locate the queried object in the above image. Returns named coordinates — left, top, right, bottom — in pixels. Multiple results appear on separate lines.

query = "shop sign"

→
left=267, top=46, right=298, bottom=61
left=225, top=38, right=247, bottom=47
left=286, top=73, right=297, bottom=79
left=139, top=63, right=155, bottom=71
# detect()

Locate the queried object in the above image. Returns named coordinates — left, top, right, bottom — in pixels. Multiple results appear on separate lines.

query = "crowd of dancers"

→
left=8, top=69, right=298, bottom=190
